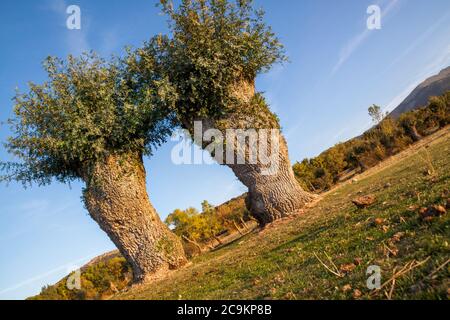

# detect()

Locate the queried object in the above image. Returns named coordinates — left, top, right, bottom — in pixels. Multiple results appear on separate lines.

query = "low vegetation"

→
left=293, top=92, right=450, bottom=192
left=30, top=254, right=132, bottom=300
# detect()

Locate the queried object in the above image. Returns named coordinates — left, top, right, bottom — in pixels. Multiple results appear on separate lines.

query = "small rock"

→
left=384, top=183, right=392, bottom=188
left=353, top=289, right=362, bottom=299
left=352, top=195, right=376, bottom=209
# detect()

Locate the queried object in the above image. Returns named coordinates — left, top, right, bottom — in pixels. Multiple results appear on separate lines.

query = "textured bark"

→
left=186, top=79, right=314, bottom=225
left=231, top=134, right=314, bottom=225
left=82, top=153, right=187, bottom=282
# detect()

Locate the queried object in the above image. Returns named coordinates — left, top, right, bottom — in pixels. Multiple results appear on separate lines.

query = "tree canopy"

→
left=135, top=0, right=287, bottom=125
left=1, top=52, right=175, bottom=186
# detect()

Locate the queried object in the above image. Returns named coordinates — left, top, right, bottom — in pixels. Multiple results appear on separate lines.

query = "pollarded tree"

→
left=142, top=0, right=314, bottom=224
left=1, top=52, right=187, bottom=282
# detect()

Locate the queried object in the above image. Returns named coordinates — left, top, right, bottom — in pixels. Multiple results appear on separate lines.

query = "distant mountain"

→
left=390, top=66, right=450, bottom=118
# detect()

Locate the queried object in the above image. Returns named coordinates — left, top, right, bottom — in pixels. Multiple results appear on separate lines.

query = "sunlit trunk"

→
left=186, top=79, right=313, bottom=225
left=82, top=153, right=187, bottom=282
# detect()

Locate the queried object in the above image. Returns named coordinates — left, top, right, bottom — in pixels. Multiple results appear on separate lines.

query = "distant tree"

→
left=368, top=104, right=384, bottom=124
left=201, top=200, right=215, bottom=214
left=135, top=0, right=314, bottom=225
left=1, top=53, right=187, bottom=282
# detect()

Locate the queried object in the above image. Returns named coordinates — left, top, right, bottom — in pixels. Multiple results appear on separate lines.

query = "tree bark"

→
left=182, top=235, right=203, bottom=254
left=82, top=153, right=187, bottom=282
left=185, top=79, right=314, bottom=225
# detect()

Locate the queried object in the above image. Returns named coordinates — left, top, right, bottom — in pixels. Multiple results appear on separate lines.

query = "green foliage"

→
left=368, top=104, right=384, bottom=124
left=294, top=92, right=450, bottom=192
left=30, top=255, right=132, bottom=300
left=165, top=203, right=224, bottom=243
left=166, top=198, right=250, bottom=245
left=1, top=52, right=174, bottom=186
left=136, top=0, right=286, bottom=125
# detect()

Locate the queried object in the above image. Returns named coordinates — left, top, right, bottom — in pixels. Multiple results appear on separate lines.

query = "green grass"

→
left=118, top=129, right=450, bottom=300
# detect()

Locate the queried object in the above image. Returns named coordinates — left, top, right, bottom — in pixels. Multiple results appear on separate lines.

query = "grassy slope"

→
left=118, top=128, right=450, bottom=300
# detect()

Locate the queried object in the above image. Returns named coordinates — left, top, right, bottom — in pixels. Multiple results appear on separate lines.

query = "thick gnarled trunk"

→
left=187, top=79, right=313, bottom=225
left=229, top=135, right=314, bottom=225
left=82, top=153, right=187, bottom=282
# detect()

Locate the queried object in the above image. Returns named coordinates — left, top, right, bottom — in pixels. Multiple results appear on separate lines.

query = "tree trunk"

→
left=407, top=125, right=422, bottom=142
left=213, top=235, right=223, bottom=245
left=233, top=220, right=244, bottom=236
left=82, top=153, right=187, bottom=282
left=239, top=217, right=249, bottom=231
left=185, top=79, right=314, bottom=225
left=182, top=235, right=203, bottom=254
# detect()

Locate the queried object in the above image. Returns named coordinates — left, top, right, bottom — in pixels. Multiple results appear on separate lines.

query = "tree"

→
left=368, top=105, right=384, bottom=124
left=138, top=0, right=313, bottom=224
left=1, top=53, right=187, bottom=282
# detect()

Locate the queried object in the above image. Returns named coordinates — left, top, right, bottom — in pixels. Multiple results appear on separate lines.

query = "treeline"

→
left=293, top=92, right=450, bottom=192
left=165, top=197, right=253, bottom=257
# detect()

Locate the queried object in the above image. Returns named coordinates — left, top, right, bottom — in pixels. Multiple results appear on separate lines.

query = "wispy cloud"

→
left=331, top=0, right=403, bottom=75
left=0, top=253, right=97, bottom=298
left=381, top=11, right=450, bottom=75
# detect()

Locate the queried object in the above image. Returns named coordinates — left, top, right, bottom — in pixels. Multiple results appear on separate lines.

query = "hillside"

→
left=34, top=127, right=449, bottom=300
left=114, top=128, right=449, bottom=300
left=390, top=67, right=450, bottom=118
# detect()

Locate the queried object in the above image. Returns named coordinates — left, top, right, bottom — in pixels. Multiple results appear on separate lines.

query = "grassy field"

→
left=117, top=128, right=450, bottom=300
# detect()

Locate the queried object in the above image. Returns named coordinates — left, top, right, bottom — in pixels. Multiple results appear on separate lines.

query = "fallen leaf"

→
left=352, top=195, right=376, bottom=209
left=340, top=263, right=357, bottom=274
left=342, top=284, right=352, bottom=292
left=353, top=289, right=362, bottom=299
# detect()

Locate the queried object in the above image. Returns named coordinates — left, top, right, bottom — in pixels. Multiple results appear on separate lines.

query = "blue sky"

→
left=0, top=0, right=449, bottom=300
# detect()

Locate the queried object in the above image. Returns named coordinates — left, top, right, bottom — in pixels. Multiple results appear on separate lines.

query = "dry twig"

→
left=313, top=252, right=344, bottom=278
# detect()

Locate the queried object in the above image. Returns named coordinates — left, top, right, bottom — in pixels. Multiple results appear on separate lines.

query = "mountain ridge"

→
left=390, top=66, right=450, bottom=118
